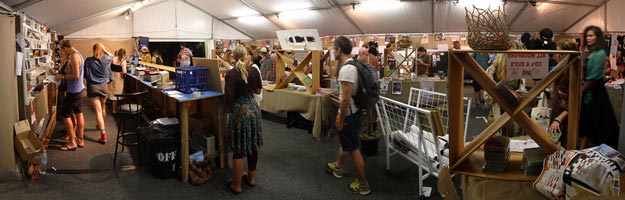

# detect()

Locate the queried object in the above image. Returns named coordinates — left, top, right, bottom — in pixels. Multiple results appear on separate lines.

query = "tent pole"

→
left=53, top=0, right=140, bottom=30
left=563, top=0, right=609, bottom=33
left=431, top=1, right=434, bottom=33
left=329, top=0, right=364, bottom=35
left=506, top=0, right=598, bottom=7
left=12, top=0, right=42, bottom=11
left=239, top=0, right=286, bottom=30
left=604, top=1, right=608, bottom=31
left=509, top=4, right=528, bottom=28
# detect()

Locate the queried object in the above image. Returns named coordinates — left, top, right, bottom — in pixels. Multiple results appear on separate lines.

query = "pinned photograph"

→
left=392, top=82, right=402, bottom=95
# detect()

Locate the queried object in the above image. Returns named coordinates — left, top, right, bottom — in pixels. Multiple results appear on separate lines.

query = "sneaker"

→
left=346, top=179, right=371, bottom=195
left=326, top=162, right=345, bottom=179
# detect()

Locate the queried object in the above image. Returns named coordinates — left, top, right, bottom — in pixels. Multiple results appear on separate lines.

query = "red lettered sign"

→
left=506, top=53, right=549, bottom=79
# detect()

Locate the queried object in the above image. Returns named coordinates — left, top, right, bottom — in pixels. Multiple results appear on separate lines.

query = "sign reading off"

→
left=506, top=53, right=549, bottom=79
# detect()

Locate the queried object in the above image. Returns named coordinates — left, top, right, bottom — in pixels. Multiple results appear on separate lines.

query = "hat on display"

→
left=260, top=47, right=268, bottom=53
left=141, top=46, right=149, bottom=53
left=539, top=28, right=553, bottom=41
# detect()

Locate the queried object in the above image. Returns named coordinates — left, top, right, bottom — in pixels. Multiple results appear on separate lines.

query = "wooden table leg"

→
left=448, top=51, right=464, bottom=164
left=218, top=96, right=227, bottom=168
left=181, top=102, right=190, bottom=183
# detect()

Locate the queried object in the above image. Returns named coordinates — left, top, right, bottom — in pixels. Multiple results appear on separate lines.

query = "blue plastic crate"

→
left=175, top=66, right=209, bottom=93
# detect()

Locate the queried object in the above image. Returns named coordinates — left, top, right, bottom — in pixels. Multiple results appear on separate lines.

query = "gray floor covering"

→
left=0, top=86, right=491, bottom=200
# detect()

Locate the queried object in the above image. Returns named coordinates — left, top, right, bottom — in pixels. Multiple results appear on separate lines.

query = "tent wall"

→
left=68, top=39, right=135, bottom=58
left=566, top=5, right=606, bottom=34
left=607, top=0, right=625, bottom=32
left=65, top=15, right=133, bottom=39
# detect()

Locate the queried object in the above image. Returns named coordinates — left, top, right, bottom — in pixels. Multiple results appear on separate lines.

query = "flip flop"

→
left=242, top=175, right=255, bottom=187
left=226, top=181, right=241, bottom=195
left=60, top=145, right=77, bottom=151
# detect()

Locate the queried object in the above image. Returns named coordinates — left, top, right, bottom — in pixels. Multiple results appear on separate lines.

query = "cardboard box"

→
left=14, top=120, right=43, bottom=164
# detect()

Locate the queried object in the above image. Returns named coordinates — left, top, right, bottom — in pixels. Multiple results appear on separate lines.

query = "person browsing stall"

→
left=140, top=46, right=151, bottom=63
left=178, top=42, right=193, bottom=67
left=259, top=47, right=275, bottom=81
left=50, top=40, right=86, bottom=151
left=326, top=36, right=371, bottom=196
left=224, top=45, right=263, bottom=194
left=579, top=26, right=619, bottom=149
left=84, top=43, right=114, bottom=144
left=414, top=46, right=431, bottom=77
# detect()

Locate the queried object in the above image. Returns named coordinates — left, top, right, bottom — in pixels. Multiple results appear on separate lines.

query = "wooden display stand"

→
left=447, top=49, right=581, bottom=180
left=384, top=48, right=415, bottom=77
left=275, top=50, right=321, bottom=94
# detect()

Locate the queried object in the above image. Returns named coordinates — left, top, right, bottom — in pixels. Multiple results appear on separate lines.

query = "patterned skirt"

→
left=228, top=95, right=263, bottom=155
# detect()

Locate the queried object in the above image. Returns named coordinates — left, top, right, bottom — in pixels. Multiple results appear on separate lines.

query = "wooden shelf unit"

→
left=447, top=49, right=582, bottom=180
left=275, top=50, right=321, bottom=94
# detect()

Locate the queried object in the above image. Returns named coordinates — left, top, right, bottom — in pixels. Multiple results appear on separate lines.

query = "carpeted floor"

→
left=0, top=86, right=491, bottom=200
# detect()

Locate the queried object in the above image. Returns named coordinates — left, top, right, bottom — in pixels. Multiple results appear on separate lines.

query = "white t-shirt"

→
left=251, top=64, right=263, bottom=105
left=338, top=59, right=359, bottom=115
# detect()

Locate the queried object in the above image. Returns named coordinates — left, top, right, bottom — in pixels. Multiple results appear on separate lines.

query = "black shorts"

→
left=338, top=111, right=363, bottom=152
left=61, top=92, right=82, bottom=118
left=472, top=80, right=482, bottom=92
left=87, top=84, right=109, bottom=98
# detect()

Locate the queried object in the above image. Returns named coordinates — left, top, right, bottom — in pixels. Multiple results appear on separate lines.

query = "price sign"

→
left=506, top=53, right=549, bottom=79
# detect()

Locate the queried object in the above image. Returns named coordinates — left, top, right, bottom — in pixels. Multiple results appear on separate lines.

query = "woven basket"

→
left=465, top=6, right=510, bottom=50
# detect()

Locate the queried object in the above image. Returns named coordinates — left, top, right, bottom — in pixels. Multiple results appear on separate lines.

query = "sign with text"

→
left=506, top=53, right=549, bottom=79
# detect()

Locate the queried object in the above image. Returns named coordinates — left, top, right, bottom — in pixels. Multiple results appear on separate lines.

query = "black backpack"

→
left=346, top=60, right=380, bottom=112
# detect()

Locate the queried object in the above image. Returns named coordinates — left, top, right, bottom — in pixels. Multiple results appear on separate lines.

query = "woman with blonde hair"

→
left=224, top=45, right=263, bottom=194
left=485, top=40, right=525, bottom=137
left=109, top=48, right=127, bottom=113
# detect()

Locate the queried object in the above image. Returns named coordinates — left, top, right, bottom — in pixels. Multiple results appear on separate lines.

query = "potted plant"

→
left=360, top=111, right=382, bottom=157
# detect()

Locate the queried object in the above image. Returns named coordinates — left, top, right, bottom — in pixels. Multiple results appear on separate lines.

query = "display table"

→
left=381, top=78, right=447, bottom=103
left=261, top=84, right=337, bottom=140
left=125, top=74, right=225, bottom=183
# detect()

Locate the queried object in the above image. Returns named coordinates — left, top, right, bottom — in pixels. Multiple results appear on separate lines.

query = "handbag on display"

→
left=530, top=92, right=550, bottom=129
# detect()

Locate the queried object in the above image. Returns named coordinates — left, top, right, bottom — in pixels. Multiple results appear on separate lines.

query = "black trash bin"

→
left=142, top=123, right=181, bottom=179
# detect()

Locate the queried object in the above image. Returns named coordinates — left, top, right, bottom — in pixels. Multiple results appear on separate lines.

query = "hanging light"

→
left=124, top=10, right=130, bottom=20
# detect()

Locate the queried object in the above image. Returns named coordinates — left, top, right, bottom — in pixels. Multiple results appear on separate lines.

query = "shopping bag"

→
left=531, top=92, right=551, bottom=133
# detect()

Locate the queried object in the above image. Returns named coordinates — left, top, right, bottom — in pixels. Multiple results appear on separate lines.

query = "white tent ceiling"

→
left=1, top=0, right=624, bottom=40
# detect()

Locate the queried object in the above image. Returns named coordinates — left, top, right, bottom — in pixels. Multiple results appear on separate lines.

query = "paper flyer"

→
left=380, top=77, right=391, bottom=94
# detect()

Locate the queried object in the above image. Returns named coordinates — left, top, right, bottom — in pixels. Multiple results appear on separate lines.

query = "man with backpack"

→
left=326, top=36, right=377, bottom=195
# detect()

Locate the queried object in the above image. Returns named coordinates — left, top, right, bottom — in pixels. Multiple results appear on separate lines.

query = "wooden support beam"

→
left=453, top=52, right=561, bottom=154
left=567, top=56, right=582, bottom=149
left=447, top=50, right=464, bottom=164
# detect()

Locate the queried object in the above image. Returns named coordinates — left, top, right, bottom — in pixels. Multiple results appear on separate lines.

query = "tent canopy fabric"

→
left=1, top=0, right=623, bottom=40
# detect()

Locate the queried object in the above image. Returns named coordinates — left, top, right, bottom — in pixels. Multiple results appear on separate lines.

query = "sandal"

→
left=60, top=144, right=77, bottom=151
left=242, top=175, right=255, bottom=187
left=226, top=181, right=241, bottom=195
left=76, top=138, right=85, bottom=148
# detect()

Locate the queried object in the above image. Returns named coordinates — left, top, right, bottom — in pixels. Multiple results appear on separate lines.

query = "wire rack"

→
left=407, top=88, right=472, bottom=143
left=377, top=96, right=449, bottom=197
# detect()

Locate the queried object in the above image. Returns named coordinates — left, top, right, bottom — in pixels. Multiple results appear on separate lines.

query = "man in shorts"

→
left=325, top=36, right=371, bottom=195
left=52, top=40, right=85, bottom=151
left=84, top=43, right=114, bottom=144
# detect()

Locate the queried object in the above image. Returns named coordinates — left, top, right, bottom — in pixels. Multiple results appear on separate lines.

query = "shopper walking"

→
left=177, top=42, right=193, bottom=67
left=326, top=36, right=371, bottom=195
left=85, top=43, right=114, bottom=144
left=109, top=48, right=127, bottom=114
left=579, top=26, right=619, bottom=149
left=224, top=45, right=263, bottom=194
left=52, top=40, right=85, bottom=151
